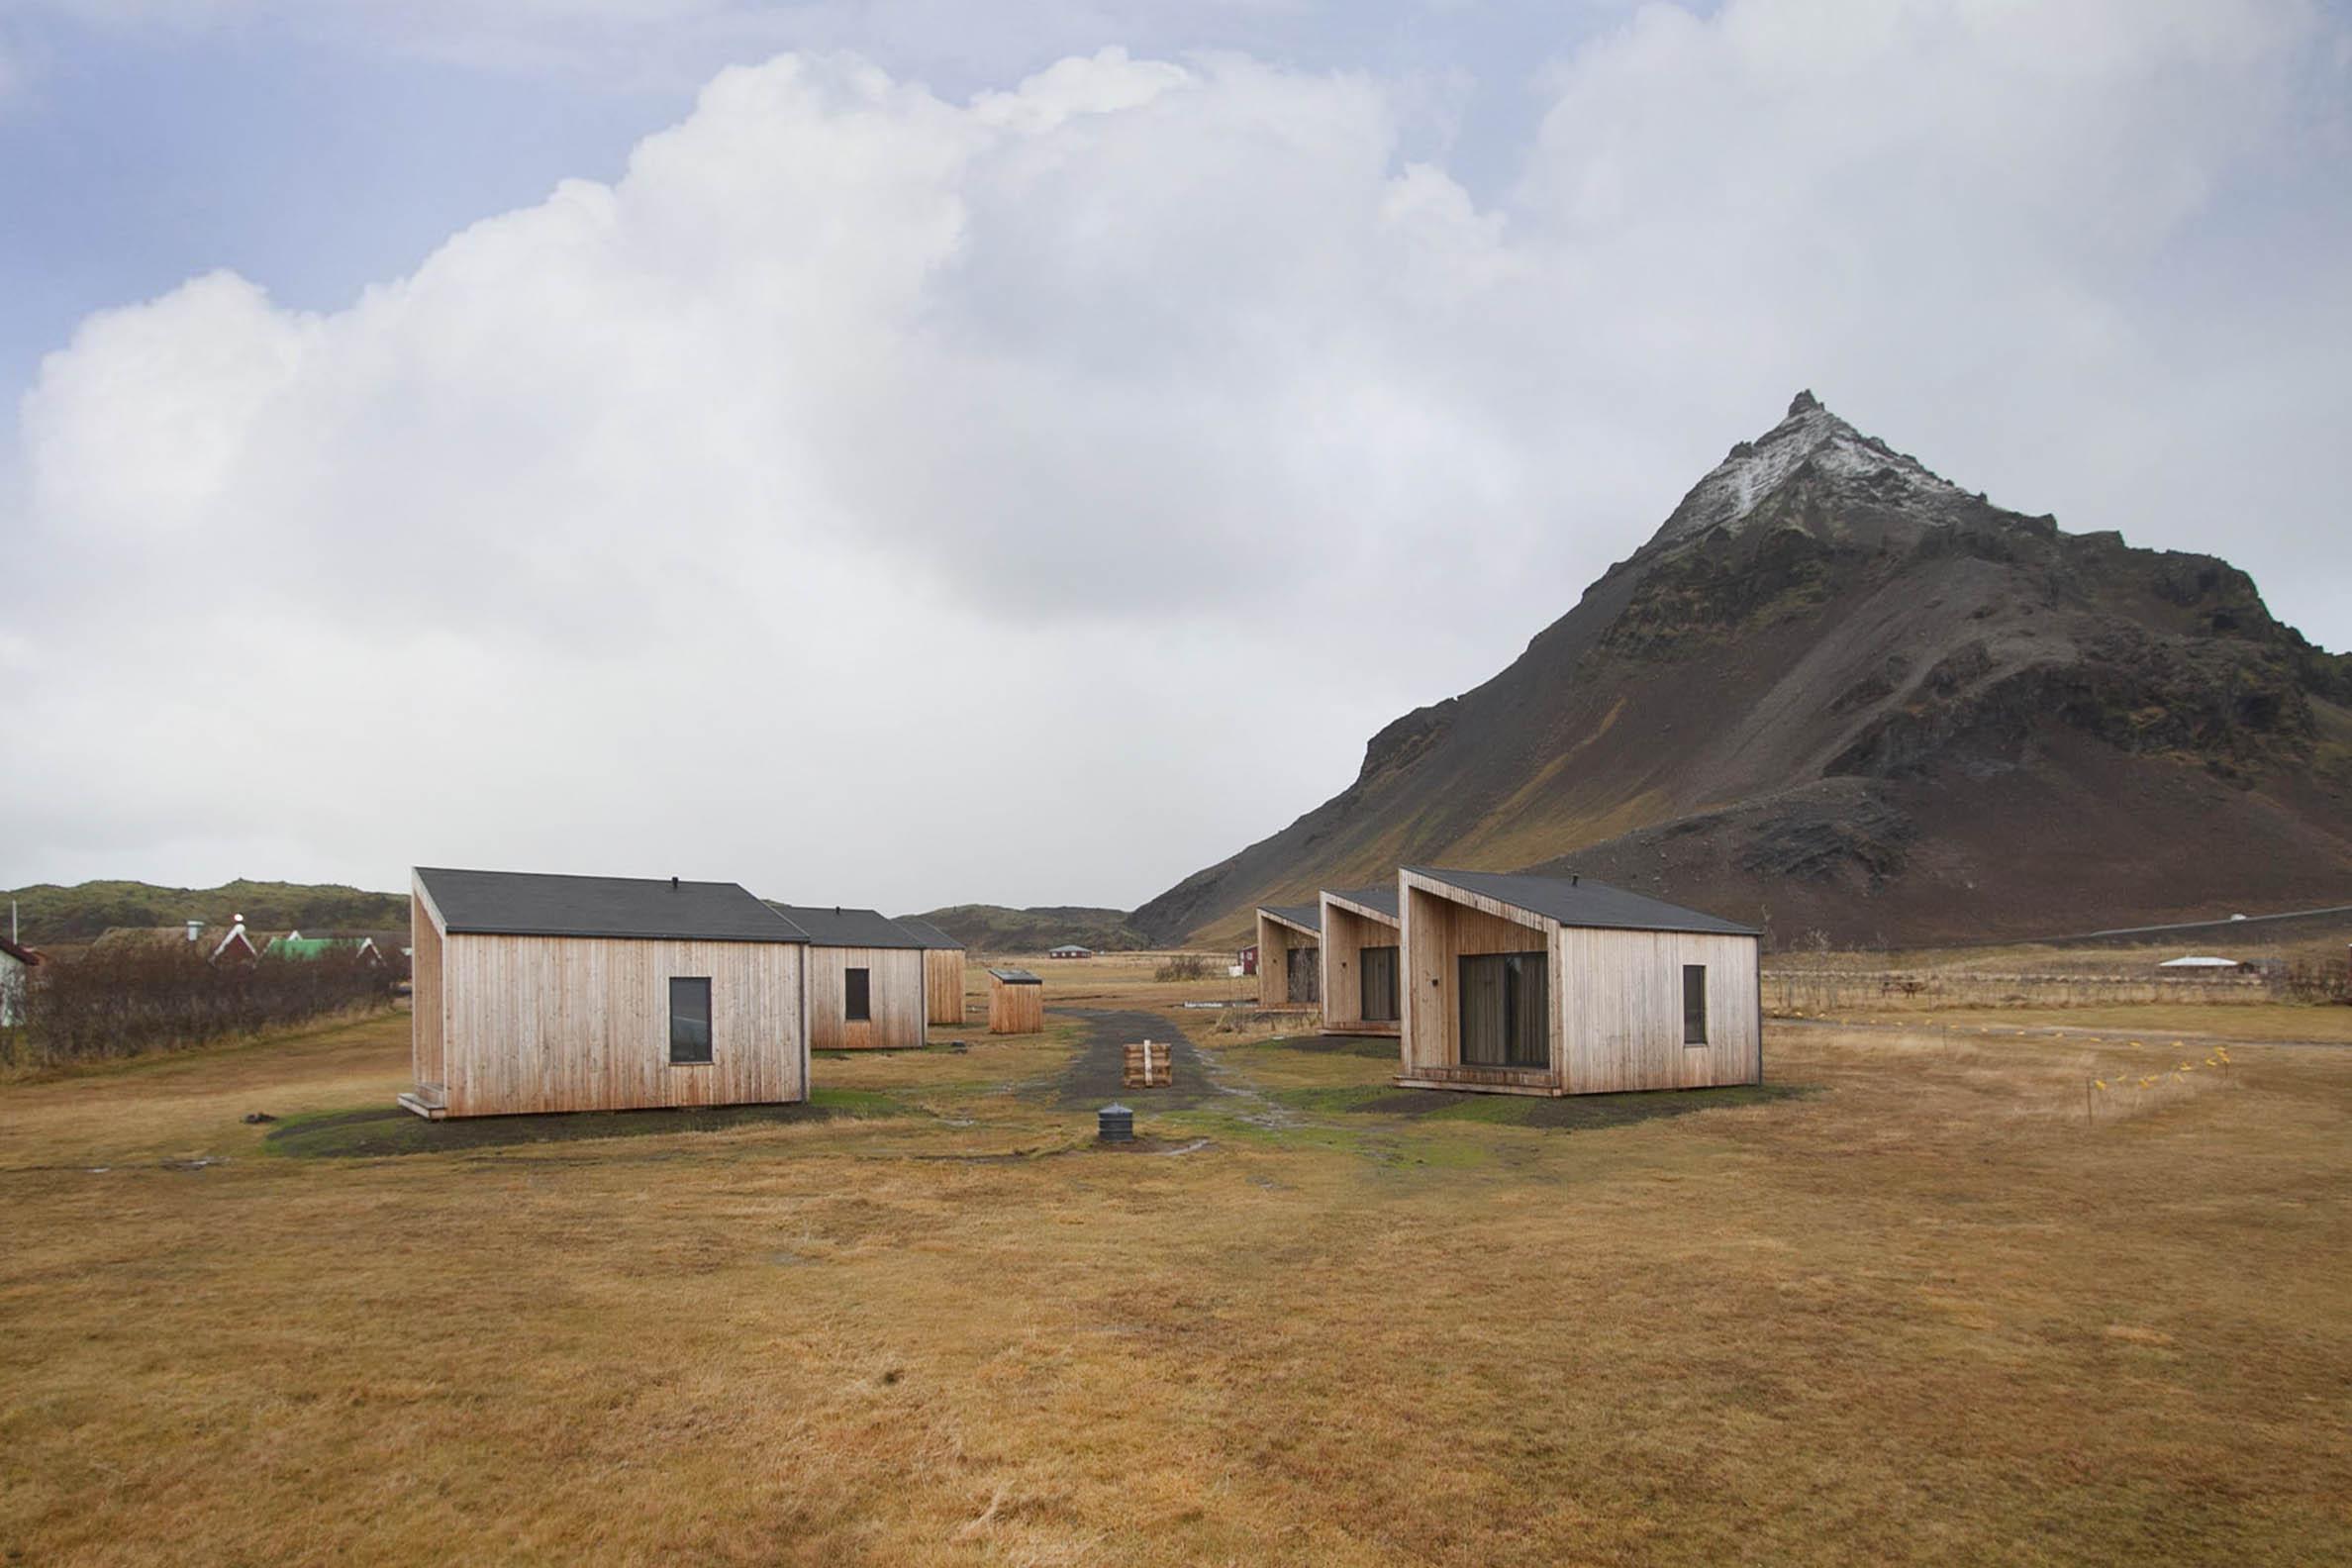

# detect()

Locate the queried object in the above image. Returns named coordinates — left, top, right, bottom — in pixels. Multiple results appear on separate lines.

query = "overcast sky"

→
left=4, top=0, right=2348, bottom=912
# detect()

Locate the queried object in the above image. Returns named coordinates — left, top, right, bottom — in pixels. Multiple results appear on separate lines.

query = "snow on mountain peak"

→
left=1647, top=393, right=1967, bottom=551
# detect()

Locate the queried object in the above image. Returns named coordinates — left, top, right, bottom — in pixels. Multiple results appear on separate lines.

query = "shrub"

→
left=8, top=943, right=397, bottom=1067
left=1154, top=953, right=1211, bottom=982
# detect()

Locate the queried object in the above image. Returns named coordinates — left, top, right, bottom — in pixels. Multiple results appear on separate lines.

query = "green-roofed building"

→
left=263, top=934, right=383, bottom=964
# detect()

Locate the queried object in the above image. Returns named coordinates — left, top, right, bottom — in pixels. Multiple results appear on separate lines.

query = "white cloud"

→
left=9, top=1, right=2349, bottom=909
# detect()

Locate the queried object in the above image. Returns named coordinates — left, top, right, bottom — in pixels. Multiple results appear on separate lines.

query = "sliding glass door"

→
left=1458, top=951, right=1548, bottom=1068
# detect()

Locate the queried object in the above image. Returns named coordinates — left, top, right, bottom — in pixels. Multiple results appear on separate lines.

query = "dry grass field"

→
left=3, top=959, right=2349, bottom=1566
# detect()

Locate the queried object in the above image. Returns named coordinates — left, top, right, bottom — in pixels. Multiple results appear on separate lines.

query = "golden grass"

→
left=3, top=984, right=2349, bottom=1565
left=1801, top=1003, right=2352, bottom=1044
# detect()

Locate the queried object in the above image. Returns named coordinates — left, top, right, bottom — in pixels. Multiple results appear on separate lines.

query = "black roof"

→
left=1324, top=884, right=1399, bottom=921
left=988, top=967, right=1041, bottom=985
left=768, top=904, right=931, bottom=949
left=1406, top=868, right=1759, bottom=936
left=891, top=917, right=965, bottom=951
left=1257, top=903, right=1322, bottom=934
left=416, top=868, right=809, bottom=943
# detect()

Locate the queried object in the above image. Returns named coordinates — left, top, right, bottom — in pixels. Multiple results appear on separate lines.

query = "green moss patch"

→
left=264, top=1087, right=910, bottom=1158
left=1246, top=1033, right=1404, bottom=1061
left=1277, top=1080, right=1813, bottom=1128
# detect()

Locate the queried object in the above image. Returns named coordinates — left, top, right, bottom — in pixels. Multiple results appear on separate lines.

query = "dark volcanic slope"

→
left=1136, top=393, right=2352, bottom=947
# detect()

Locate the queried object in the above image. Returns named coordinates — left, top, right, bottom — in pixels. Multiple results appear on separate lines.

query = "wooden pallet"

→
left=1123, top=1039, right=1173, bottom=1090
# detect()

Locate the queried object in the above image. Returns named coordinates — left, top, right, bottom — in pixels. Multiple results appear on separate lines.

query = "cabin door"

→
left=1360, top=944, right=1400, bottom=1023
left=1287, top=944, right=1320, bottom=1005
left=1459, top=952, right=1548, bottom=1068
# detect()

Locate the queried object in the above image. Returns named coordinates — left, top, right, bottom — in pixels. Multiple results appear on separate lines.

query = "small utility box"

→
left=988, top=967, right=1044, bottom=1035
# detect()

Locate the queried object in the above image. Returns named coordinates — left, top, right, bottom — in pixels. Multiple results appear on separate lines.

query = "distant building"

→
left=1319, top=885, right=1401, bottom=1037
left=262, top=933, right=384, bottom=964
left=892, top=917, right=968, bottom=1027
left=1253, top=904, right=1321, bottom=1008
left=769, top=905, right=931, bottom=1051
left=0, top=935, right=43, bottom=1028
left=2157, top=955, right=2244, bottom=970
left=1046, top=944, right=1095, bottom=960
left=91, top=919, right=258, bottom=964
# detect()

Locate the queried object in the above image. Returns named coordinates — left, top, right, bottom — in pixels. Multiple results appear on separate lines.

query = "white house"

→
left=0, top=936, right=42, bottom=1028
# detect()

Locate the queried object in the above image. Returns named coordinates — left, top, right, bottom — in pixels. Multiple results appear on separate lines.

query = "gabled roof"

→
left=416, top=868, right=809, bottom=943
left=989, top=967, right=1042, bottom=985
left=1257, top=903, right=1322, bottom=935
left=891, top=917, right=965, bottom=951
left=1406, top=868, right=1760, bottom=937
left=768, top=904, right=929, bottom=949
left=1323, top=885, right=1399, bottom=922
left=0, top=935, right=41, bottom=966
left=264, top=935, right=380, bottom=961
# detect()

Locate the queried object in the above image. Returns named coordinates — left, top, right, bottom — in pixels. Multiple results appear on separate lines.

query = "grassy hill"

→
left=906, top=904, right=1148, bottom=954
left=1, top=879, right=408, bottom=945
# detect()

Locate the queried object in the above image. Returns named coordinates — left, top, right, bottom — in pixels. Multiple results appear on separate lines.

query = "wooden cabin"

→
left=771, top=905, right=930, bottom=1050
left=893, top=916, right=968, bottom=1027
left=988, top=967, right=1044, bottom=1034
left=406, top=867, right=810, bottom=1120
left=1254, top=904, right=1321, bottom=1009
left=1319, top=885, right=1401, bottom=1036
left=1397, top=868, right=1760, bottom=1098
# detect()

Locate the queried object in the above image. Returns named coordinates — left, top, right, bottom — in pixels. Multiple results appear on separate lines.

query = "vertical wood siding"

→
left=1400, top=878, right=1550, bottom=1077
left=1554, top=928, right=1760, bottom=1092
left=989, top=976, right=1044, bottom=1034
left=1254, top=912, right=1320, bottom=1010
left=923, top=949, right=966, bottom=1026
left=410, top=890, right=444, bottom=1096
left=441, top=934, right=806, bottom=1117
left=1319, top=895, right=1401, bottom=1036
left=805, top=946, right=927, bottom=1050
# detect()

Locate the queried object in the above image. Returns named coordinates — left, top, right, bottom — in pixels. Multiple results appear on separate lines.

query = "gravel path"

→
left=1048, top=1009, right=1222, bottom=1110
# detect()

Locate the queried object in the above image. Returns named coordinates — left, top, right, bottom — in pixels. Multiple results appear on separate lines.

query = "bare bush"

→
left=6, top=944, right=396, bottom=1068
left=2274, top=958, right=2351, bottom=1006
left=1154, top=953, right=1211, bottom=982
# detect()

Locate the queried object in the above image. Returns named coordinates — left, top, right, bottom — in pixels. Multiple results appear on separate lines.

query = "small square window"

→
left=1683, top=964, right=1708, bottom=1046
left=670, top=976, right=713, bottom=1064
left=844, top=967, right=871, bottom=1023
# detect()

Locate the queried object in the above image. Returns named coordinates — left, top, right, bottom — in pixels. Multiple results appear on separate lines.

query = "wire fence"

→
left=1763, top=961, right=2347, bottom=1016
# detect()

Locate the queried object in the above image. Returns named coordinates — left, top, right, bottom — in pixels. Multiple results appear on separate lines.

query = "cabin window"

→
left=1360, top=944, right=1400, bottom=1023
left=844, top=966, right=871, bottom=1022
left=669, top=977, right=713, bottom=1064
left=1459, top=952, right=1548, bottom=1069
left=1683, top=964, right=1709, bottom=1045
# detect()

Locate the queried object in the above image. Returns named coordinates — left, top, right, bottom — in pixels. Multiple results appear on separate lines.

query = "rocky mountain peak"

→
left=1644, top=391, right=1968, bottom=554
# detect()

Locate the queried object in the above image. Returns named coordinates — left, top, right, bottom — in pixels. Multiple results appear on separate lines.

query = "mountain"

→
left=906, top=904, right=1150, bottom=953
left=1134, top=393, right=2352, bottom=948
left=1, top=879, right=410, bottom=945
